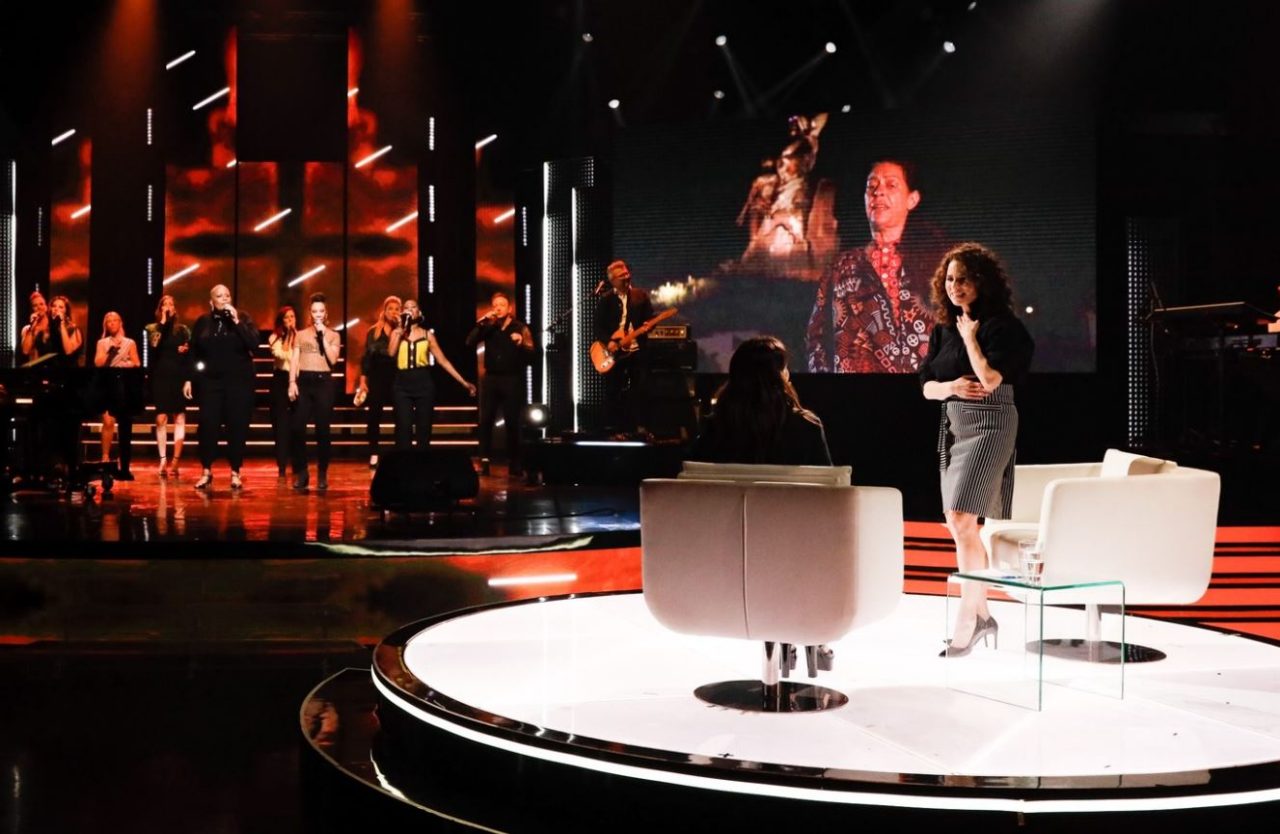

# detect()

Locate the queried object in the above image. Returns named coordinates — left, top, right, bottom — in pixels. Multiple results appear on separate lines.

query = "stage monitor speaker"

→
left=643, top=370, right=698, bottom=442
left=370, top=448, right=479, bottom=511
left=237, top=34, right=346, bottom=162
left=646, top=338, right=697, bottom=371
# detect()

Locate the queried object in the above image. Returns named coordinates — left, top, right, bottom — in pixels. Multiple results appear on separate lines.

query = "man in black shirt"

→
left=594, top=259, right=654, bottom=433
left=466, top=293, right=535, bottom=476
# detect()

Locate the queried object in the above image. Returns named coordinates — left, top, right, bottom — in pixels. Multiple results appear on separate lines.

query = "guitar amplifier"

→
left=647, top=338, right=697, bottom=371
left=649, top=324, right=689, bottom=340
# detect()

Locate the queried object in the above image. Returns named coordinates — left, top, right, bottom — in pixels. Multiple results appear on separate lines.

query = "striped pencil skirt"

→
left=938, top=384, right=1018, bottom=519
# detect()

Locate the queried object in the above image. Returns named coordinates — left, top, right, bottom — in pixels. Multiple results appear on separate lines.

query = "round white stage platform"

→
left=372, top=591, right=1280, bottom=815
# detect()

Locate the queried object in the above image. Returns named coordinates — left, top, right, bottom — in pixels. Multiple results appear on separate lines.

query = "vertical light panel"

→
left=2, top=161, right=15, bottom=356
left=570, top=187, right=580, bottom=430
left=541, top=162, right=550, bottom=406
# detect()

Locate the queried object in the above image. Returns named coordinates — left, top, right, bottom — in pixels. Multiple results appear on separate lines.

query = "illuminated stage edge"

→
left=363, top=592, right=1280, bottom=819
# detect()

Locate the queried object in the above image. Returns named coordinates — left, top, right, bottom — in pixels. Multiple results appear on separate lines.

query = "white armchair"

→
left=980, top=449, right=1220, bottom=662
left=641, top=468, right=902, bottom=712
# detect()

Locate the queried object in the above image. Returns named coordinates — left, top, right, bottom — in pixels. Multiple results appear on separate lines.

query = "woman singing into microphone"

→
left=288, top=293, right=341, bottom=490
left=183, top=284, right=259, bottom=490
left=387, top=299, right=475, bottom=449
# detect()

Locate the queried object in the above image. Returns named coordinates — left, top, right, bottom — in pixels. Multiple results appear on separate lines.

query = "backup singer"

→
left=19, top=291, right=50, bottom=363
left=919, top=243, right=1034, bottom=657
left=595, top=259, right=654, bottom=432
left=92, top=312, right=142, bottom=479
left=387, top=299, right=476, bottom=450
left=466, top=292, right=535, bottom=476
left=23, top=294, right=84, bottom=367
left=267, top=306, right=297, bottom=479
left=288, top=294, right=341, bottom=491
left=145, top=295, right=190, bottom=479
left=183, top=284, right=259, bottom=490
left=356, top=296, right=401, bottom=469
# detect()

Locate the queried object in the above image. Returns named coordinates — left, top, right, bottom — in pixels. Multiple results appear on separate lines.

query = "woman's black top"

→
left=188, top=311, right=259, bottom=381
left=689, top=408, right=833, bottom=466
left=146, top=319, right=191, bottom=373
left=361, top=326, right=395, bottom=380
left=918, top=313, right=1034, bottom=389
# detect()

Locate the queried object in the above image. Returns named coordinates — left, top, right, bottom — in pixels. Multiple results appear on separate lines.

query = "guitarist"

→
left=595, top=259, right=654, bottom=432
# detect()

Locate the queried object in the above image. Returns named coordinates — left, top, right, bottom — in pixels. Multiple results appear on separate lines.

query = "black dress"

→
left=145, top=319, right=191, bottom=415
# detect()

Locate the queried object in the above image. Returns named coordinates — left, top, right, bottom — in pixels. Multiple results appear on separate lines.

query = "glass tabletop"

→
left=952, top=568, right=1125, bottom=592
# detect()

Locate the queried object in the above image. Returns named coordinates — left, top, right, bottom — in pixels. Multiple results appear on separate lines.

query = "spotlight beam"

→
left=51, top=129, right=76, bottom=147
left=252, top=207, right=292, bottom=232
left=166, top=50, right=196, bottom=70
left=718, top=46, right=762, bottom=118
left=475, top=134, right=497, bottom=150
left=755, top=52, right=826, bottom=111
left=192, top=87, right=230, bottom=111
left=354, top=145, right=393, bottom=168
left=494, top=208, right=515, bottom=224
left=287, top=264, right=326, bottom=287
left=163, top=263, right=200, bottom=285
left=385, top=210, right=419, bottom=233
left=70, top=204, right=92, bottom=220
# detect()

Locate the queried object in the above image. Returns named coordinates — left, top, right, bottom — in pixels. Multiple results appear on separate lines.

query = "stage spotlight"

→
left=1025, top=305, right=1035, bottom=315
left=607, top=98, right=620, bottom=109
left=943, top=40, right=957, bottom=54
left=715, top=35, right=727, bottom=47
left=582, top=32, right=593, bottom=43
left=494, top=207, right=516, bottom=224
left=523, top=404, right=548, bottom=427
left=70, top=204, right=91, bottom=220
left=165, top=50, right=196, bottom=70
left=347, top=87, right=359, bottom=98
left=841, top=104, right=852, bottom=113
left=825, top=42, right=837, bottom=54
left=51, top=129, right=76, bottom=147
left=968, top=1, right=977, bottom=10
left=225, top=158, right=238, bottom=168
left=713, top=89, right=725, bottom=100
left=475, top=134, right=497, bottom=150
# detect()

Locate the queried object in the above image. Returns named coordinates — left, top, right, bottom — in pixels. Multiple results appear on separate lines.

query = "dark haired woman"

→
left=919, top=243, right=1034, bottom=657
left=267, top=306, right=297, bottom=480
left=288, top=294, right=341, bottom=490
left=690, top=335, right=831, bottom=465
left=387, top=298, right=476, bottom=450
left=145, top=295, right=191, bottom=478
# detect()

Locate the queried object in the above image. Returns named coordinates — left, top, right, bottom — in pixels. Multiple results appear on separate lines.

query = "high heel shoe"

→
left=939, top=615, right=999, bottom=658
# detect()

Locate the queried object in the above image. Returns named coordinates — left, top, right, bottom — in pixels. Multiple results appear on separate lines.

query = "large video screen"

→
left=614, top=108, right=1095, bottom=373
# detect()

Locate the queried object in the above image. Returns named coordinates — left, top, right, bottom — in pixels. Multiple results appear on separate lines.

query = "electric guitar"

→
left=590, top=308, right=678, bottom=374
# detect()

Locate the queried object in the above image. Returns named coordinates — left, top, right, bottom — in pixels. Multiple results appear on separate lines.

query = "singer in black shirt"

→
left=183, top=284, right=259, bottom=490
left=465, top=292, right=535, bottom=476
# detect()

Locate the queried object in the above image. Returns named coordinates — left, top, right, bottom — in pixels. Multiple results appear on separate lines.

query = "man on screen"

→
left=805, top=159, right=944, bottom=373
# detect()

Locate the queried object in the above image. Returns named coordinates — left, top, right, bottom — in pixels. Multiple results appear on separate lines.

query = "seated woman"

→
left=688, top=335, right=834, bottom=671
left=689, top=335, right=831, bottom=465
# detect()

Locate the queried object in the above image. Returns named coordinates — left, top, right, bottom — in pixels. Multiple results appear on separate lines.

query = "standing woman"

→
left=919, top=243, right=1034, bottom=657
left=19, top=291, right=50, bottom=362
left=145, top=295, right=191, bottom=478
left=288, top=293, right=341, bottom=490
left=355, top=295, right=400, bottom=469
left=93, top=312, right=142, bottom=478
left=387, top=298, right=476, bottom=449
left=183, top=284, right=259, bottom=490
left=267, top=306, right=297, bottom=480
left=45, top=295, right=84, bottom=366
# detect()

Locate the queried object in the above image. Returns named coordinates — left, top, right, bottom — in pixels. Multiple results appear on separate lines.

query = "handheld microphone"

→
left=593, top=279, right=609, bottom=297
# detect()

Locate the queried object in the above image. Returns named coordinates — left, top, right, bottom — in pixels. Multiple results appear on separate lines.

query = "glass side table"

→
left=944, top=570, right=1125, bottom=711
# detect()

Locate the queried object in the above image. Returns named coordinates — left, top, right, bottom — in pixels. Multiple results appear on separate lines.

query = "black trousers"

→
left=269, top=370, right=293, bottom=474
left=365, top=367, right=393, bottom=457
left=292, top=371, right=335, bottom=473
left=603, top=352, right=649, bottom=432
left=197, top=377, right=253, bottom=470
left=393, top=370, right=435, bottom=449
left=478, top=372, right=524, bottom=461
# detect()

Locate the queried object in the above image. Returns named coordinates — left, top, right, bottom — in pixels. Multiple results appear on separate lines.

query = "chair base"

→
left=694, top=680, right=848, bottom=713
left=1031, top=639, right=1166, bottom=664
